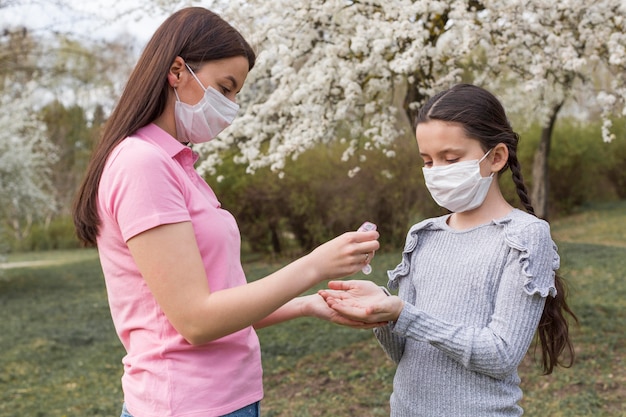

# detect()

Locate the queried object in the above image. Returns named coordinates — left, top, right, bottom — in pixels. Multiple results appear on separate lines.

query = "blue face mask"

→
left=173, top=63, right=239, bottom=144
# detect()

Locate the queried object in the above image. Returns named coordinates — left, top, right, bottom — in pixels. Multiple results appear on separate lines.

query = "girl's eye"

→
left=220, top=86, right=231, bottom=95
left=446, top=158, right=460, bottom=164
left=423, top=161, right=433, bottom=167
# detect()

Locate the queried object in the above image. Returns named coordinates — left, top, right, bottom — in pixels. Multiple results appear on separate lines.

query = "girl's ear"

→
left=167, top=56, right=186, bottom=87
left=491, top=143, right=509, bottom=173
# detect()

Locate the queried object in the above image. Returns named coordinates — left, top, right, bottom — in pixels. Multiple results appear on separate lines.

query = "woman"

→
left=73, top=7, right=379, bottom=417
left=320, top=84, right=577, bottom=416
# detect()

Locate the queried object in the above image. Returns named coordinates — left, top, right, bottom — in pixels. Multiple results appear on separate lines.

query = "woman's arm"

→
left=127, top=221, right=379, bottom=345
left=254, top=293, right=385, bottom=330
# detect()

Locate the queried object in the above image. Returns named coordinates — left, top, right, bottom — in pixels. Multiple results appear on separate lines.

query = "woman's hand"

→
left=319, top=280, right=404, bottom=324
left=304, top=230, right=379, bottom=283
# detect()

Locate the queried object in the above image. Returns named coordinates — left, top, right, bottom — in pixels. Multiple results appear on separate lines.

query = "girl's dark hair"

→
left=416, top=83, right=577, bottom=374
left=73, top=7, right=255, bottom=246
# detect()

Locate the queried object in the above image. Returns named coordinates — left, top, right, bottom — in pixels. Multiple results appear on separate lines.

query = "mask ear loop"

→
left=185, top=63, right=207, bottom=92
left=479, top=148, right=493, bottom=163
left=479, top=148, right=496, bottom=178
left=173, top=63, right=204, bottom=104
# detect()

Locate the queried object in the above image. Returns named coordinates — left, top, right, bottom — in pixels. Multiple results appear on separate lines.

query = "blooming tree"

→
left=195, top=0, right=481, bottom=176
left=0, top=26, right=58, bottom=245
left=472, top=0, right=626, bottom=218
left=5, top=0, right=625, bottom=228
left=0, top=15, right=139, bottom=246
left=0, top=78, right=58, bottom=243
left=185, top=0, right=625, bottom=218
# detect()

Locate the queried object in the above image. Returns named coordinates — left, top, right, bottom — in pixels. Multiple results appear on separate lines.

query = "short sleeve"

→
left=99, top=138, right=191, bottom=242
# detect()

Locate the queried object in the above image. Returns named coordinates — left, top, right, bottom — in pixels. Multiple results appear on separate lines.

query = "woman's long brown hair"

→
left=416, top=83, right=578, bottom=374
left=72, top=7, right=255, bottom=246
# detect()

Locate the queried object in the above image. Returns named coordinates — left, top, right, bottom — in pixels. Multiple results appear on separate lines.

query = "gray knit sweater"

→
left=374, top=209, right=558, bottom=417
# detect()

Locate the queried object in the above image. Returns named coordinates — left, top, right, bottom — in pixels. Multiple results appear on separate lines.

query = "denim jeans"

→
left=223, top=401, right=260, bottom=416
left=120, top=403, right=132, bottom=417
left=120, top=401, right=260, bottom=417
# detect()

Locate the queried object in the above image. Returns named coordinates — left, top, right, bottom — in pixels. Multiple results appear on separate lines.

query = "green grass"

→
left=1, top=202, right=625, bottom=416
left=0, top=257, right=124, bottom=417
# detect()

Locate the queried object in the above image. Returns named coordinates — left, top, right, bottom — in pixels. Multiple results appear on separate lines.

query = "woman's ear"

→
left=167, top=56, right=186, bottom=87
left=491, top=143, right=509, bottom=173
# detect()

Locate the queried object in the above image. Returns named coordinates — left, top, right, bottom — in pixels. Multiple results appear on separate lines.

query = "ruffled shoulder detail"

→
left=497, top=210, right=559, bottom=298
left=386, top=216, right=448, bottom=290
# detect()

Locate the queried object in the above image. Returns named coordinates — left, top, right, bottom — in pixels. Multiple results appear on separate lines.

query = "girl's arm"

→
left=322, top=229, right=556, bottom=379
left=254, top=293, right=384, bottom=330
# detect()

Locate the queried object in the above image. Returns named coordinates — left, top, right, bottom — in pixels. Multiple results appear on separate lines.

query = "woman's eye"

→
left=446, top=158, right=460, bottom=163
left=423, top=161, right=433, bottom=167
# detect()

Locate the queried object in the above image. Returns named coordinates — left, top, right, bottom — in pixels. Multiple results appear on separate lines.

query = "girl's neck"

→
left=446, top=188, right=513, bottom=230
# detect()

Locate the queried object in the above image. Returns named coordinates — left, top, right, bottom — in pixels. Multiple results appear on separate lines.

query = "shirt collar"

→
left=133, top=123, right=193, bottom=160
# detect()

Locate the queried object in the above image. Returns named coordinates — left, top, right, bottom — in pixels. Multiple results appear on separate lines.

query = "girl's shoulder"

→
left=401, top=215, right=449, bottom=248
left=387, top=215, right=448, bottom=289
left=496, top=208, right=553, bottom=244
left=499, top=209, right=559, bottom=297
left=407, top=214, right=449, bottom=233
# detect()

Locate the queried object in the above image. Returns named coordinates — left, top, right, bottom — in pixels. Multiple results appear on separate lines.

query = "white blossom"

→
left=0, top=79, right=58, bottom=240
left=476, top=0, right=626, bottom=133
left=195, top=0, right=477, bottom=173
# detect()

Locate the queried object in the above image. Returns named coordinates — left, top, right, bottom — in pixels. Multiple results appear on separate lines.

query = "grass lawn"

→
left=1, top=201, right=625, bottom=416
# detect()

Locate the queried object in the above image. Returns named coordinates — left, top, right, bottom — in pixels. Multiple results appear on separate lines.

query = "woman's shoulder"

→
left=105, top=134, right=180, bottom=183
left=109, top=135, right=167, bottom=165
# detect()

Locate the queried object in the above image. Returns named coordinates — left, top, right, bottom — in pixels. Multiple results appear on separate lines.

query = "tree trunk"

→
left=269, top=221, right=282, bottom=254
left=531, top=101, right=564, bottom=220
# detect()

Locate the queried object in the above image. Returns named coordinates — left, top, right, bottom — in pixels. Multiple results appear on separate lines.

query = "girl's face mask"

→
left=173, top=63, right=239, bottom=144
left=422, top=149, right=494, bottom=213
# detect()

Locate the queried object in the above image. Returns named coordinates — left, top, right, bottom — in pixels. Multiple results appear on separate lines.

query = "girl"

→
left=72, top=7, right=379, bottom=417
left=320, top=84, right=576, bottom=416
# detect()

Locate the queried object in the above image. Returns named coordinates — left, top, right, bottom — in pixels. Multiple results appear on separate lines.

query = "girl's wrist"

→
left=380, top=287, right=403, bottom=322
left=392, top=297, right=405, bottom=322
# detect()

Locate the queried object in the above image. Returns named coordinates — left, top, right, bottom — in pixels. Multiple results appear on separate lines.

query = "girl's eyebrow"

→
left=420, top=147, right=465, bottom=158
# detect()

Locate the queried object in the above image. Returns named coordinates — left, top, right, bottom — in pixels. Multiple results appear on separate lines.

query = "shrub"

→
left=512, top=118, right=625, bottom=217
left=10, top=216, right=81, bottom=252
left=210, top=133, right=439, bottom=255
left=602, top=118, right=626, bottom=199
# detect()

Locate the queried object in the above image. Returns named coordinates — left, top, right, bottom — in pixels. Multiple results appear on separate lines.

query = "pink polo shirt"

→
left=96, top=123, right=263, bottom=417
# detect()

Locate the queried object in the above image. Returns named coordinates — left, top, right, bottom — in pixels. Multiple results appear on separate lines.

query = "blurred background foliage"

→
left=2, top=3, right=626, bottom=258
left=6, top=97, right=625, bottom=256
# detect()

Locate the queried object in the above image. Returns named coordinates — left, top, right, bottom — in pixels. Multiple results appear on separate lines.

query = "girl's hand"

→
left=301, top=294, right=387, bottom=329
left=319, top=280, right=404, bottom=324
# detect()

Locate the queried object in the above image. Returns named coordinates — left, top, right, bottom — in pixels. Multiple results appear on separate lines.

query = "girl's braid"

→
left=507, top=144, right=535, bottom=216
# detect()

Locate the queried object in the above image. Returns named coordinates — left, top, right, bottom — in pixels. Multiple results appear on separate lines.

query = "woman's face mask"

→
left=173, top=63, right=239, bottom=144
left=422, top=149, right=494, bottom=213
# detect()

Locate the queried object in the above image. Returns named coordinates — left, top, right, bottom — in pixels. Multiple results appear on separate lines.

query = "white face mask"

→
left=422, top=149, right=494, bottom=213
left=173, top=63, right=239, bottom=144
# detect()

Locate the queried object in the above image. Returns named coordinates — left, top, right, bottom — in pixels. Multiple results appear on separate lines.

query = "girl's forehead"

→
left=415, top=121, right=480, bottom=153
